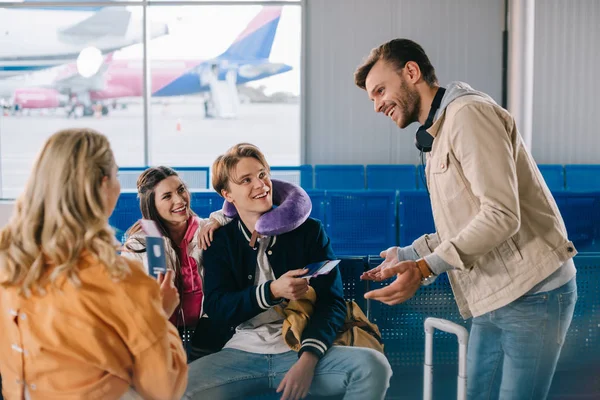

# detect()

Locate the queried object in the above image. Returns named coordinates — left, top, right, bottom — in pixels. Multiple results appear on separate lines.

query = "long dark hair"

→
left=124, top=166, right=195, bottom=328
left=125, top=166, right=196, bottom=246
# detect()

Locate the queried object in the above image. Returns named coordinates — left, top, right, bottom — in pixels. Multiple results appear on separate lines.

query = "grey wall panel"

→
left=304, top=0, right=504, bottom=165
left=532, top=0, right=600, bottom=164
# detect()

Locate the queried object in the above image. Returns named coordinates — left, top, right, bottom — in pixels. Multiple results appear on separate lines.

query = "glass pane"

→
left=0, top=4, right=156, bottom=198
left=145, top=4, right=301, bottom=175
left=150, top=0, right=298, bottom=3
left=0, top=0, right=142, bottom=8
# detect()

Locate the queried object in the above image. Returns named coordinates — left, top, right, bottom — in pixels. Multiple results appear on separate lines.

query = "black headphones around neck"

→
left=415, top=87, right=446, bottom=153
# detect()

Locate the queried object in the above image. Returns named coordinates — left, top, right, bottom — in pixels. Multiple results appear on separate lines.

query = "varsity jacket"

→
left=192, top=217, right=346, bottom=359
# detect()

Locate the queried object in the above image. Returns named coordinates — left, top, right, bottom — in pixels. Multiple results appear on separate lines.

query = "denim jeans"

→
left=184, top=346, right=392, bottom=399
left=467, top=277, right=577, bottom=400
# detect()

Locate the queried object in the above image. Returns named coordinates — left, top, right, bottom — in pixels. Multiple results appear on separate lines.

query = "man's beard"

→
left=398, top=78, right=421, bottom=129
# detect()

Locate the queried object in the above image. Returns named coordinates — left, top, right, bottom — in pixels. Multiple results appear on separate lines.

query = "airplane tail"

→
left=218, top=6, right=283, bottom=61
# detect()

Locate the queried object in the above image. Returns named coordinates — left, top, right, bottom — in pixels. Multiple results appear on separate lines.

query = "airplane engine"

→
left=13, top=88, right=68, bottom=109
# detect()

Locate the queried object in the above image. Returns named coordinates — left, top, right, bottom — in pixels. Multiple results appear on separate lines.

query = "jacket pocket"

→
left=497, top=237, right=524, bottom=264
left=430, top=151, right=466, bottom=201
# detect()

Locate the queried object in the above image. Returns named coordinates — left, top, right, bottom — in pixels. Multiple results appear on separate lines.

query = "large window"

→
left=0, top=0, right=301, bottom=198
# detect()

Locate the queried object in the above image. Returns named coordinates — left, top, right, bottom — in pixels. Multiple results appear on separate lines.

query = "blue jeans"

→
left=467, top=277, right=577, bottom=400
left=184, top=346, right=392, bottom=399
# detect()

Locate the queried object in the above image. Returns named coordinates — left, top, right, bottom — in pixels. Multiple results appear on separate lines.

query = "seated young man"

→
left=186, top=143, right=392, bottom=400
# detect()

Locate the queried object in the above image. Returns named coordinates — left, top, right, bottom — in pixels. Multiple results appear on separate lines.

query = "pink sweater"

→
left=169, top=217, right=203, bottom=329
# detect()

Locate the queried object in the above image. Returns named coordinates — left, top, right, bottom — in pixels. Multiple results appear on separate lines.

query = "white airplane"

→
left=0, top=1, right=168, bottom=78
left=0, top=6, right=293, bottom=119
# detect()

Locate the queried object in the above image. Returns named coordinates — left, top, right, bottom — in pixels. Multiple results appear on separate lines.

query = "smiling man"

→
left=355, top=39, right=578, bottom=400
left=185, top=143, right=391, bottom=400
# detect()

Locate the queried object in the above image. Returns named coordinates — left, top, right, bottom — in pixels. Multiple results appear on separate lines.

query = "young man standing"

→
left=356, top=39, right=577, bottom=400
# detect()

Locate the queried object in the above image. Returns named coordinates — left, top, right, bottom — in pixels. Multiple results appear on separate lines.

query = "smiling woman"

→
left=121, top=165, right=231, bottom=359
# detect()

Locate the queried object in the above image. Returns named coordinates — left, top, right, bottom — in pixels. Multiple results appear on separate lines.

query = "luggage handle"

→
left=423, top=317, right=469, bottom=400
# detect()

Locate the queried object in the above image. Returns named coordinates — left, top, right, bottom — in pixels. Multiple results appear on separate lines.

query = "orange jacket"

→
left=0, top=253, right=187, bottom=400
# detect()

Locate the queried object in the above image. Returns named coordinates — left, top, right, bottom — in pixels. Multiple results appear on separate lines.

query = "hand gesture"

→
left=270, top=269, right=309, bottom=301
left=364, top=260, right=422, bottom=305
left=157, top=269, right=179, bottom=317
left=360, top=246, right=399, bottom=281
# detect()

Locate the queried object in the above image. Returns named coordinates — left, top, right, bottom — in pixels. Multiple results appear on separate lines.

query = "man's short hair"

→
left=212, top=143, right=270, bottom=195
left=354, top=38, right=438, bottom=89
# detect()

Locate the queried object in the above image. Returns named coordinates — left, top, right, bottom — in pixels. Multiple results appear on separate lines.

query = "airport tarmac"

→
left=0, top=101, right=300, bottom=199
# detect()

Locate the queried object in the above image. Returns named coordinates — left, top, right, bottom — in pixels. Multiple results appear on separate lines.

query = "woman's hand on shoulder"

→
left=198, top=218, right=222, bottom=250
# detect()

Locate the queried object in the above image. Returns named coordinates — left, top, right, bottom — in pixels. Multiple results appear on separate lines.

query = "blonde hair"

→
left=0, top=128, right=128, bottom=295
left=212, top=143, right=270, bottom=196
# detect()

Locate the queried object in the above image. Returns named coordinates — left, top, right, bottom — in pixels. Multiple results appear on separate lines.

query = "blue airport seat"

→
left=538, top=164, right=565, bottom=191
left=338, top=256, right=368, bottom=311
left=306, top=189, right=327, bottom=225
left=556, top=254, right=600, bottom=370
left=173, top=167, right=210, bottom=190
left=190, top=190, right=224, bottom=218
left=366, top=164, right=417, bottom=190
left=549, top=253, right=600, bottom=398
left=416, top=163, right=428, bottom=190
left=314, top=165, right=365, bottom=190
left=109, top=192, right=141, bottom=242
left=565, top=165, right=600, bottom=191
left=325, top=190, right=396, bottom=256
left=270, top=165, right=314, bottom=189
left=553, top=191, right=600, bottom=252
left=397, top=190, right=435, bottom=246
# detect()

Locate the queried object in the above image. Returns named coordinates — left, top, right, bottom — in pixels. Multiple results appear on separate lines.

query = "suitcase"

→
left=423, top=317, right=469, bottom=400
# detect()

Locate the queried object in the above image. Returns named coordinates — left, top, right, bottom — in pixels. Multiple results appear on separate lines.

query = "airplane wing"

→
left=58, top=8, right=131, bottom=43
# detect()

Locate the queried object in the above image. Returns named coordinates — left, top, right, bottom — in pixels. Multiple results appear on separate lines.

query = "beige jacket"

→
left=414, top=82, right=576, bottom=319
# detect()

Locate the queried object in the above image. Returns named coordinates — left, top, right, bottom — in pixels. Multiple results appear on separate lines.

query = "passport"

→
left=140, top=219, right=167, bottom=279
left=299, top=259, right=341, bottom=279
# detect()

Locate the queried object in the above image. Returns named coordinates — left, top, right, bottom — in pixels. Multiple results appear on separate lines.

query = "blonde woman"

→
left=0, top=129, right=187, bottom=400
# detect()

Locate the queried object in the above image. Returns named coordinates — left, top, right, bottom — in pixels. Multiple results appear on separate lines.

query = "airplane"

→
left=0, top=6, right=292, bottom=119
left=0, top=0, right=169, bottom=78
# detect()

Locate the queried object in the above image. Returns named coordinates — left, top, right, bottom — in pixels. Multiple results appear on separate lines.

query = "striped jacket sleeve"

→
left=202, top=230, right=282, bottom=326
left=298, top=220, right=346, bottom=359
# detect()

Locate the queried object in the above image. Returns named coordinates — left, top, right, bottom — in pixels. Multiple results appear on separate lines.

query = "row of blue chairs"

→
left=313, top=164, right=600, bottom=192
left=109, top=189, right=600, bottom=255
left=118, top=164, right=600, bottom=192
left=251, top=254, right=600, bottom=399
